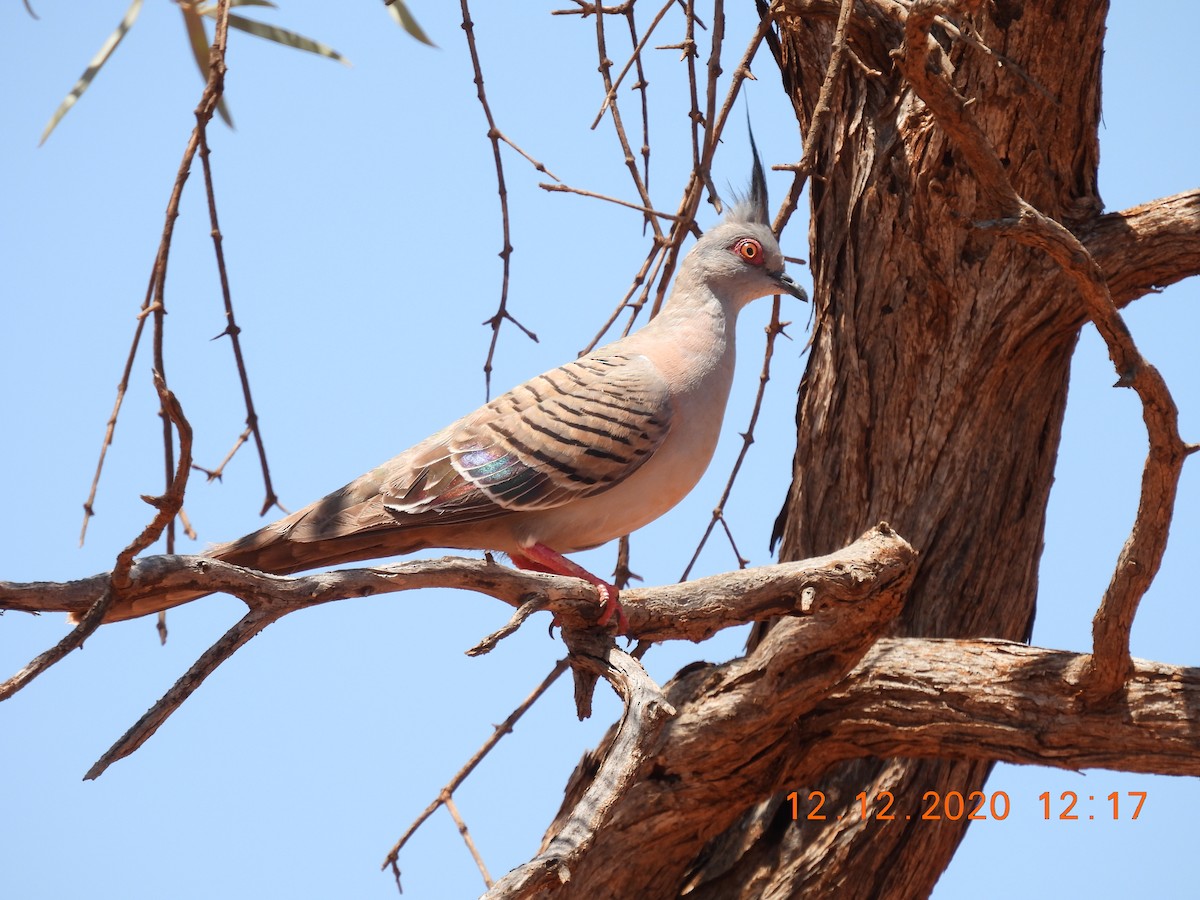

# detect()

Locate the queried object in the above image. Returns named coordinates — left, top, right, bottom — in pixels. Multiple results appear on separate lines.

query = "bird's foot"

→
left=511, top=543, right=629, bottom=634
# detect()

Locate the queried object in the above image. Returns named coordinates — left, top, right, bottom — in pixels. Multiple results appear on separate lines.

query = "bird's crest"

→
left=729, top=121, right=770, bottom=227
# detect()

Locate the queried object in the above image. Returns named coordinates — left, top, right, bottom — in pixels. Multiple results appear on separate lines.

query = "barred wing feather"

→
left=383, top=353, right=672, bottom=524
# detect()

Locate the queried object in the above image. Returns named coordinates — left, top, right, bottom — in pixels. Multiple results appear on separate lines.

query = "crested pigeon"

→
left=93, top=150, right=805, bottom=630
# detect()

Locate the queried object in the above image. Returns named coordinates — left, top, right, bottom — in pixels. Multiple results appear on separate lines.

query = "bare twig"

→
left=3, top=374, right=192, bottom=701
left=771, top=0, right=856, bottom=234
left=444, top=794, right=494, bottom=890
left=192, top=426, right=250, bottom=482
left=79, top=0, right=236, bottom=545
left=611, top=534, right=640, bottom=591
left=589, top=0, right=670, bottom=127
left=681, top=305, right=790, bottom=578
left=701, top=0, right=726, bottom=203
left=197, top=125, right=281, bottom=516
left=459, top=0, right=540, bottom=398
left=538, top=181, right=689, bottom=222
left=592, top=0, right=665, bottom=244
left=552, top=1, right=634, bottom=17
left=586, top=1, right=778, bottom=353
left=382, top=659, right=570, bottom=885
left=683, top=1, right=702, bottom=179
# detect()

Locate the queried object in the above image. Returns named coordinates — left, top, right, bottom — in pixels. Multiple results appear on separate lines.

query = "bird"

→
left=91, top=147, right=805, bottom=630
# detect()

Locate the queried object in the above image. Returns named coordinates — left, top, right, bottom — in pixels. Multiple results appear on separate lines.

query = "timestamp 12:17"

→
left=1040, top=791, right=1146, bottom=820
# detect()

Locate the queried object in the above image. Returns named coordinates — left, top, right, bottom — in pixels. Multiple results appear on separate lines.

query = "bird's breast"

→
left=512, top=347, right=736, bottom=552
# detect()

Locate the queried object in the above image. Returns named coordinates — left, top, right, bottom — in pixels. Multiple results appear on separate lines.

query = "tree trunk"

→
left=530, top=2, right=1129, bottom=897
left=701, top=0, right=1105, bottom=894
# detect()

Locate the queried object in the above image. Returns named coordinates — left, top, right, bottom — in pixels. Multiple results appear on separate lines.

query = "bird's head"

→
left=683, top=138, right=807, bottom=309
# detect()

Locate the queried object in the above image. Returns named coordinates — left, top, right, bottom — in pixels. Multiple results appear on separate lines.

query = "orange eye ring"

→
left=733, top=237, right=765, bottom=266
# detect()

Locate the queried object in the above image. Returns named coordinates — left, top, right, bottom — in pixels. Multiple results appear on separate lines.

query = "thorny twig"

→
left=582, top=0, right=779, bottom=355
left=78, top=0, right=276, bottom=546
left=197, top=122, right=281, bottom=517
left=681, top=306, right=789, bottom=579
left=625, top=4, right=654, bottom=192
left=592, top=0, right=666, bottom=249
left=192, top=426, right=249, bottom=482
left=459, top=0, right=551, bottom=398
left=589, top=0, right=673, bottom=130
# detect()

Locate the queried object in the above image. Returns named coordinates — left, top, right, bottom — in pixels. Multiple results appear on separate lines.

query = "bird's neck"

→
left=629, top=277, right=738, bottom=388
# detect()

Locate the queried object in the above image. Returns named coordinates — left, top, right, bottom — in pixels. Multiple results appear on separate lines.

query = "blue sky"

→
left=2, top=3, right=1197, bottom=897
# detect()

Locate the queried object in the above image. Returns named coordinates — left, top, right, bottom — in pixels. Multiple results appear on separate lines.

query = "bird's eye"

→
left=733, top=238, right=765, bottom=266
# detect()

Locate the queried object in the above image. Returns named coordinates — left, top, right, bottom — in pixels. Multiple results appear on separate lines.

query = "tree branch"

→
left=1, top=526, right=917, bottom=781
left=807, top=637, right=1200, bottom=777
left=0, top=525, right=911, bottom=637
left=1081, top=188, right=1200, bottom=308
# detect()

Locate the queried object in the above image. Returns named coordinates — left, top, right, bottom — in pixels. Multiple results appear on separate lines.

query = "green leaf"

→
left=180, top=4, right=233, bottom=128
left=39, top=0, right=145, bottom=145
left=197, top=10, right=351, bottom=66
left=386, top=1, right=437, bottom=48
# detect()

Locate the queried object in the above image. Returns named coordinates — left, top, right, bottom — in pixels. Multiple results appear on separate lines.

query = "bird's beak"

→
left=774, top=271, right=808, bottom=301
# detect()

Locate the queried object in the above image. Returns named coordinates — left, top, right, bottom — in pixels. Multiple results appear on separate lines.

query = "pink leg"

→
left=511, top=543, right=628, bottom=634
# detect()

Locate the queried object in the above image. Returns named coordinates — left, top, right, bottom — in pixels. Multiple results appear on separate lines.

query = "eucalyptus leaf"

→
left=200, top=11, right=351, bottom=66
left=39, top=0, right=144, bottom=145
left=386, top=1, right=437, bottom=48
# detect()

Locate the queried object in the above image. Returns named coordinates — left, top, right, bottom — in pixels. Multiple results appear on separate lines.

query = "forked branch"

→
left=895, top=0, right=1193, bottom=701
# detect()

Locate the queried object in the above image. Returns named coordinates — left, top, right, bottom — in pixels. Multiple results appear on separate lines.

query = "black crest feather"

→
left=730, top=119, right=770, bottom=226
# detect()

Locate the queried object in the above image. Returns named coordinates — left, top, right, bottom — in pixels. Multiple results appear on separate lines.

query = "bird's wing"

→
left=381, top=352, right=673, bottom=526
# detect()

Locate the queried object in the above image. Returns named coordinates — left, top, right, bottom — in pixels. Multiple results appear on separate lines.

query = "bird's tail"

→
left=78, top=504, right=430, bottom=625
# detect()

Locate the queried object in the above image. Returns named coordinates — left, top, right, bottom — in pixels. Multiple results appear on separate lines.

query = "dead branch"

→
left=1, top=525, right=917, bottom=782
left=1, top=526, right=914, bottom=640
